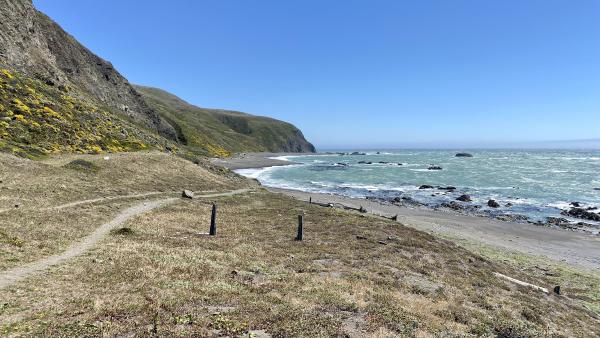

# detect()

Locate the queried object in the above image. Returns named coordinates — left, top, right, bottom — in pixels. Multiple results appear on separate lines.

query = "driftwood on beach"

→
left=493, top=272, right=549, bottom=293
left=308, top=198, right=400, bottom=221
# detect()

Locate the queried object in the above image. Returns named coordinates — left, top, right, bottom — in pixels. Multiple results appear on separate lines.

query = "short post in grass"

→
left=295, top=214, right=304, bottom=241
left=209, top=203, right=217, bottom=236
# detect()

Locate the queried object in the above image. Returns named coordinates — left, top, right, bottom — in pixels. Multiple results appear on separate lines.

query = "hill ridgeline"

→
left=0, top=0, right=314, bottom=158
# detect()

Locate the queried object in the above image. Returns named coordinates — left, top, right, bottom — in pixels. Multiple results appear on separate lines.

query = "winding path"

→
left=0, top=189, right=250, bottom=289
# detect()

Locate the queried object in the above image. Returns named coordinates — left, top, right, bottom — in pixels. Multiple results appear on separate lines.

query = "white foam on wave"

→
left=547, top=201, right=574, bottom=210
left=234, top=166, right=277, bottom=179
left=268, top=155, right=295, bottom=162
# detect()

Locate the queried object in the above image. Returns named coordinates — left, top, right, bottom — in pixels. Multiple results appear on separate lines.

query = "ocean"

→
left=236, top=150, right=600, bottom=232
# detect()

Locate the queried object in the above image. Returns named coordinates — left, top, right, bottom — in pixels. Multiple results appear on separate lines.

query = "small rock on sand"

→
left=182, top=190, right=194, bottom=199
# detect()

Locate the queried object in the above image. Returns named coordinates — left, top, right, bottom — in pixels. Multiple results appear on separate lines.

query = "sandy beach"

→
left=210, top=152, right=305, bottom=170
left=214, top=152, right=600, bottom=271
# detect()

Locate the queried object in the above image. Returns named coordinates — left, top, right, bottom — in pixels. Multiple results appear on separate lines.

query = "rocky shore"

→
left=266, top=187, right=600, bottom=271
left=218, top=152, right=600, bottom=235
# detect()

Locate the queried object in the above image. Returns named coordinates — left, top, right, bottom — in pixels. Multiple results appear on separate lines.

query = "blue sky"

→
left=34, top=0, right=600, bottom=149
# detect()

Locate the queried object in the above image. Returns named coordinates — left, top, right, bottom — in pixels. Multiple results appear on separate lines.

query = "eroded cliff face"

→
left=0, top=0, right=315, bottom=156
left=0, top=0, right=177, bottom=140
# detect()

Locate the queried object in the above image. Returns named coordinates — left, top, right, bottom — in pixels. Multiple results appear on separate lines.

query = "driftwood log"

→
left=493, top=272, right=549, bottom=293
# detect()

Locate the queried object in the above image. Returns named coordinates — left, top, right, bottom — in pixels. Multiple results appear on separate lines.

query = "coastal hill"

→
left=136, top=85, right=315, bottom=157
left=0, top=0, right=314, bottom=158
left=0, top=1, right=598, bottom=336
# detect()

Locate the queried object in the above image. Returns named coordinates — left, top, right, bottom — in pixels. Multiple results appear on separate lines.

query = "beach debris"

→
left=182, top=190, right=194, bottom=199
left=378, top=240, right=387, bottom=245
left=496, top=214, right=529, bottom=222
left=493, top=272, right=549, bottom=293
left=456, top=194, right=472, bottom=202
left=455, top=153, right=473, bottom=157
left=428, top=165, right=443, bottom=170
left=419, top=185, right=434, bottom=189
left=442, top=201, right=463, bottom=210
left=547, top=217, right=569, bottom=225
left=487, top=199, right=500, bottom=208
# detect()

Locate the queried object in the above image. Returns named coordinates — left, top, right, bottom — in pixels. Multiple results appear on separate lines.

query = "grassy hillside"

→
left=0, top=68, right=171, bottom=159
left=0, top=151, right=598, bottom=336
left=136, top=85, right=316, bottom=157
left=0, top=67, right=314, bottom=160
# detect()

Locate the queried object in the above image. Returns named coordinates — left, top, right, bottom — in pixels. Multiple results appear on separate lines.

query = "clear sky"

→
left=34, top=0, right=600, bottom=149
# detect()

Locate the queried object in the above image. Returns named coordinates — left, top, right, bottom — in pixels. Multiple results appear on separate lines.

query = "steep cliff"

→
left=136, top=86, right=316, bottom=156
left=0, top=0, right=177, bottom=140
left=0, top=0, right=315, bottom=158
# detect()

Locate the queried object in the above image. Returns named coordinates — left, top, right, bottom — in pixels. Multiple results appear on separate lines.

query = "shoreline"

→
left=212, top=152, right=600, bottom=271
left=267, top=187, right=600, bottom=271
left=209, top=152, right=304, bottom=170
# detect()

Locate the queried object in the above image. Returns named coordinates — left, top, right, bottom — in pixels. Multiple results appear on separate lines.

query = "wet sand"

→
left=210, top=152, right=304, bottom=170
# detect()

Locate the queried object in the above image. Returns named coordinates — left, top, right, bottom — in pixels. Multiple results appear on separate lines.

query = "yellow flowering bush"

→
left=1, top=69, right=14, bottom=79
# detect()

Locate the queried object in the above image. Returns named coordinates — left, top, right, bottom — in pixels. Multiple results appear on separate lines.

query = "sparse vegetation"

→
left=0, top=152, right=597, bottom=336
left=63, top=159, right=99, bottom=172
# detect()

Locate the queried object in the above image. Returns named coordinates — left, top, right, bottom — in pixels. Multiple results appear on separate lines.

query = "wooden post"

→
left=210, top=203, right=217, bottom=236
left=296, top=214, right=303, bottom=241
left=309, top=197, right=312, bottom=204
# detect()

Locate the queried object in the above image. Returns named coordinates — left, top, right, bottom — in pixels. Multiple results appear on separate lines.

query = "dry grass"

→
left=1, top=188, right=597, bottom=337
left=0, top=151, right=253, bottom=269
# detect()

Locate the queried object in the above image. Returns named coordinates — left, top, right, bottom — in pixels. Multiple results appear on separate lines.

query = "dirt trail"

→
left=44, top=191, right=167, bottom=211
left=0, top=189, right=250, bottom=289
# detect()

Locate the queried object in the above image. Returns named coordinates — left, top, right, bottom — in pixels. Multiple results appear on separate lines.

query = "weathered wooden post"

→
left=295, top=214, right=303, bottom=241
left=210, top=203, right=217, bottom=236
left=309, top=197, right=312, bottom=204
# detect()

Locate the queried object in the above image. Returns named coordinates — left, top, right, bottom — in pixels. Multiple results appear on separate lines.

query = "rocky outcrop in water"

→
left=561, top=208, right=600, bottom=222
left=455, top=153, right=473, bottom=157
left=456, top=194, right=472, bottom=202
left=487, top=199, right=500, bottom=208
left=428, top=166, right=443, bottom=170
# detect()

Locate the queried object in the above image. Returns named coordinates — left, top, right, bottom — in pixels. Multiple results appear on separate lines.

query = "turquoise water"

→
left=237, top=150, right=600, bottom=228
